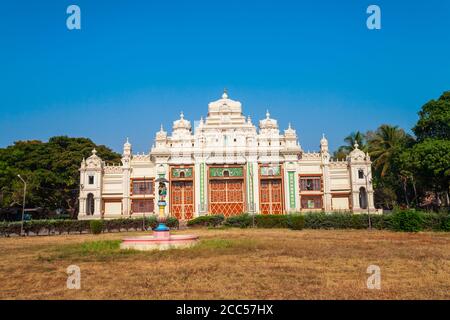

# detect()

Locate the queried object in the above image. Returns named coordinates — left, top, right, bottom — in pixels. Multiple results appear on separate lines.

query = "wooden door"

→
left=209, top=179, right=244, bottom=216
left=171, top=181, right=194, bottom=220
left=260, top=179, right=283, bottom=214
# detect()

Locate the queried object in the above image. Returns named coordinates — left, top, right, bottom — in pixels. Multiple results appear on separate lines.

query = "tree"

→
left=410, top=91, right=450, bottom=207
left=367, top=125, right=412, bottom=177
left=334, top=131, right=367, bottom=159
left=0, top=136, right=121, bottom=217
left=406, top=140, right=450, bottom=205
left=413, top=91, right=450, bottom=141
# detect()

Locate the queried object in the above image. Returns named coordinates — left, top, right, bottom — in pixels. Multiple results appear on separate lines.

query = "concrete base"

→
left=120, top=231, right=199, bottom=251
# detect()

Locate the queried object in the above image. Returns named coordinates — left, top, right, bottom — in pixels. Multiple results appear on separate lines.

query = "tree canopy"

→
left=335, top=90, right=450, bottom=210
left=0, top=136, right=121, bottom=215
left=413, top=91, right=450, bottom=141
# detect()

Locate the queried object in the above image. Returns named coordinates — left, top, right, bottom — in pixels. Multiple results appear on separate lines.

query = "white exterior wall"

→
left=78, top=92, right=376, bottom=220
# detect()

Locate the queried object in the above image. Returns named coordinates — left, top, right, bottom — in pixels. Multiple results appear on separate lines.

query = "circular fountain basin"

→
left=120, top=232, right=199, bottom=251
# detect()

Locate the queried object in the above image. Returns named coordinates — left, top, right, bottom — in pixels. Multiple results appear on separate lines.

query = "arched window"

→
left=179, top=171, right=185, bottom=178
left=86, top=193, right=95, bottom=215
left=359, top=187, right=368, bottom=209
left=223, top=170, right=230, bottom=177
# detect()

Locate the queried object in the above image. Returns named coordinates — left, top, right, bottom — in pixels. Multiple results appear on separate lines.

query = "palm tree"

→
left=367, top=125, right=408, bottom=177
left=333, top=131, right=367, bottom=159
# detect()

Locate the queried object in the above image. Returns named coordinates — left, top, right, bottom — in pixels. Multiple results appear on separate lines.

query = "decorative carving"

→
left=172, top=167, right=193, bottom=178
left=104, top=166, right=123, bottom=174
left=209, top=167, right=243, bottom=177
left=260, top=165, right=281, bottom=176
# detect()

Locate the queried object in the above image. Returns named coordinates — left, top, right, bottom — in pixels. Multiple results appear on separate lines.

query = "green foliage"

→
left=367, top=124, right=412, bottom=177
left=90, top=220, right=104, bottom=234
left=0, top=136, right=121, bottom=214
left=334, top=91, right=450, bottom=210
left=0, top=216, right=183, bottom=237
left=303, top=212, right=369, bottom=229
left=187, top=215, right=225, bottom=227
left=413, top=91, right=450, bottom=141
left=165, top=217, right=180, bottom=229
left=224, top=214, right=253, bottom=228
left=334, top=131, right=367, bottom=159
left=286, top=214, right=305, bottom=230
left=391, top=209, right=423, bottom=232
left=255, top=215, right=289, bottom=228
left=406, top=139, right=450, bottom=194
left=223, top=214, right=305, bottom=230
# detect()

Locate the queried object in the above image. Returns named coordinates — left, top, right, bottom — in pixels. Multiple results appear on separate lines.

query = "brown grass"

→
left=0, top=228, right=449, bottom=300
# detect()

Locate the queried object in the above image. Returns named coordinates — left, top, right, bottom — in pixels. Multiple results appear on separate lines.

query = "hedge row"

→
left=189, top=214, right=305, bottom=230
left=0, top=216, right=179, bottom=237
left=190, top=210, right=450, bottom=232
left=187, top=214, right=225, bottom=227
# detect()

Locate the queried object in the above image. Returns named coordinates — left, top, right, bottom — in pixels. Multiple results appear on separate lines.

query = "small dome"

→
left=284, top=123, right=296, bottom=136
left=222, top=88, right=229, bottom=99
left=348, top=141, right=366, bottom=161
left=173, top=111, right=191, bottom=130
left=259, top=109, right=278, bottom=129
left=156, top=124, right=167, bottom=139
left=124, top=137, right=131, bottom=148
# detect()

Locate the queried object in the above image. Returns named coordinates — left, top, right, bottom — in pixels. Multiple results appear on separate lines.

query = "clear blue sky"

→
left=1, top=0, right=449, bottom=153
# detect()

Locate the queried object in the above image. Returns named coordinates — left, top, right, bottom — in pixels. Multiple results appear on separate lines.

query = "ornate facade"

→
left=78, top=91, right=376, bottom=220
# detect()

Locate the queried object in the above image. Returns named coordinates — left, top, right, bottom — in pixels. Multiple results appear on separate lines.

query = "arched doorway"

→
left=359, top=187, right=368, bottom=209
left=86, top=193, right=95, bottom=215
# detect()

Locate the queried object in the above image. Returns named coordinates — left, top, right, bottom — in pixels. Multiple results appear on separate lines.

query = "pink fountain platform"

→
left=120, top=230, right=199, bottom=251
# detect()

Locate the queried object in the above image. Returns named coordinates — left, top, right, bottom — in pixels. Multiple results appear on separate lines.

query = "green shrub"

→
left=370, top=214, right=392, bottom=230
left=255, top=215, right=289, bottom=228
left=90, top=220, right=104, bottom=234
left=166, top=216, right=179, bottom=229
left=187, top=215, right=225, bottom=227
left=419, top=211, right=450, bottom=231
left=6, top=222, right=22, bottom=235
left=391, top=210, right=423, bottom=232
left=224, top=214, right=253, bottom=228
left=303, top=212, right=372, bottom=229
left=287, top=214, right=305, bottom=230
left=0, top=221, right=8, bottom=236
left=440, top=213, right=450, bottom=231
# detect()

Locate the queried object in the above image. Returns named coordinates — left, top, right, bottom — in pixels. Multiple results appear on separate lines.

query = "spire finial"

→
left=160, top=124, right=164, bottom=131
left=92, top=148, right=97, bottom=155
left=266, top=109, right=270, bottom=119
left=222, top=88, right=228, bottom=99
left=180, top=111, right=184, bottom=119
left=354, top=141, right=359, bottom=149
left=288, top=122, right=292, bottom=129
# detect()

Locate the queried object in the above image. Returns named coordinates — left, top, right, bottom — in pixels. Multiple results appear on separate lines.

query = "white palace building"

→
left=78, top=91, right=376, bottom=220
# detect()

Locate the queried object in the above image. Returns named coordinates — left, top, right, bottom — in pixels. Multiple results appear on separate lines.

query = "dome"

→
left=156, top=124, right=167, bottom=139
left=284, top=123, right=296, bottom=136
left=347, top=142, right=367, bottom=162
left=259, top=110, right=278, bottom=129
left=173, top=112, right=191, bottom=131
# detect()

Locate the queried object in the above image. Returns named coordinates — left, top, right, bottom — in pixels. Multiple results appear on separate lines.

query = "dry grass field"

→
left=0, top=228, right=449, bottom=300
